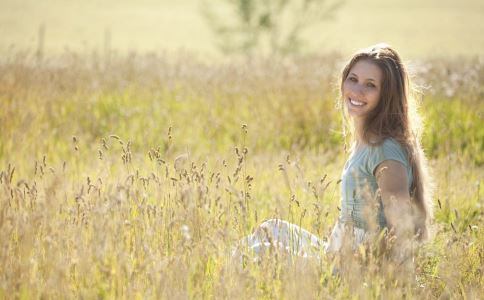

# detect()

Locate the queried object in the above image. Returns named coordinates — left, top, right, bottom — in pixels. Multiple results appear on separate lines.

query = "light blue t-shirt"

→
left=340, top=138, right=413, bottom=230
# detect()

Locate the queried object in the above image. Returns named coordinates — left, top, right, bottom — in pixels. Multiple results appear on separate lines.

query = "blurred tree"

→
left=201, top=0, right=344, bottom=57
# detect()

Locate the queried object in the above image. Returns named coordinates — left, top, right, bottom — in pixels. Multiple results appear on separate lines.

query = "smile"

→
left=349, top=97, right=366, bottom=107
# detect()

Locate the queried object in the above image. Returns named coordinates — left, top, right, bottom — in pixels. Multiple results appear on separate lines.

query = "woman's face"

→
left=342, top=59, right=383, bottom=121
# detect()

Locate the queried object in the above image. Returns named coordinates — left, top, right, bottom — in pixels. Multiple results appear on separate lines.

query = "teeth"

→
left=349, top=98, right=365, bottom=106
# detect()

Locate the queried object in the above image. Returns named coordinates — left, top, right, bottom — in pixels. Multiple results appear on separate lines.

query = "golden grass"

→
left=1, top=0, right=484, bottom=58
left=0, top=51, right=483, bottom=299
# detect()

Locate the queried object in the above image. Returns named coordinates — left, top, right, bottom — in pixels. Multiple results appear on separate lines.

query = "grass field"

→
left=0, top=49, right=483, bottom=298
left=1, top=0, right=484, bottom=58
left=0, top=0, right=483, bottom=298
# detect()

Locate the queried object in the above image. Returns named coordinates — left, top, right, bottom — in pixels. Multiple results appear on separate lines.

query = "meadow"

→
left=1, top=0, right=483, bottom=58
left=0, top=49, right=482, bottom=299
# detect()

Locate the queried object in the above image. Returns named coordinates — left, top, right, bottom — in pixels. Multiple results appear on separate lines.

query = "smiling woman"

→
left=343, top=59, right=382, bottom=121
left=234, top=43, right=434, bottom=264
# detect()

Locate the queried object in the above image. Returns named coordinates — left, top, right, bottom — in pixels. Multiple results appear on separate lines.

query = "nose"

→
left=349, top=83, right=365, bottom=97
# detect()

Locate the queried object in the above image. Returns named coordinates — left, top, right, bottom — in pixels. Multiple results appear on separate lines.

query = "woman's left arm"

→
left=375, top=160, right=414, bottom=243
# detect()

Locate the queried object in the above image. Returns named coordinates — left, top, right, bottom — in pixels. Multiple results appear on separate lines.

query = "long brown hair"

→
left=340, top=43, right=433, bottom=240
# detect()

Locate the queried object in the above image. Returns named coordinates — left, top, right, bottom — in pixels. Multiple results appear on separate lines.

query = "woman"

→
left=235, top=43, right=433, bottom=260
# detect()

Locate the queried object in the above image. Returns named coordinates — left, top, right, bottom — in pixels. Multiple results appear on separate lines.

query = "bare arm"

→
left=375, top=160, right=414, bottom=241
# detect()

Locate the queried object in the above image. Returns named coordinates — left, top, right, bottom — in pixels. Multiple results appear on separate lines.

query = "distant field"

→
left=1, top=0, right=483, bottom=58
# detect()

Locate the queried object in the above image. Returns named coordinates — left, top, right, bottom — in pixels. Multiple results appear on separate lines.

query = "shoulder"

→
left=366, top=138, right=410, bottom=175
left=382, top=138, right=405, bottom=151
left=372, top=138, right=407, bottom=160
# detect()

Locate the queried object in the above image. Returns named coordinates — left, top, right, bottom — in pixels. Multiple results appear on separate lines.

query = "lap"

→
left=234, top=219, right=370, bottom=260
left=242, top=219, right=326, bottom=258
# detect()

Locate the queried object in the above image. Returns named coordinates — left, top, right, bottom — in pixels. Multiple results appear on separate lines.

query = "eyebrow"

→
left=349, top=72, right=377, bottom=82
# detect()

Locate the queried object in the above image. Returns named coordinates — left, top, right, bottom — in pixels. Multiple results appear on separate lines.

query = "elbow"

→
left=381, top=193, right=414, bottom=236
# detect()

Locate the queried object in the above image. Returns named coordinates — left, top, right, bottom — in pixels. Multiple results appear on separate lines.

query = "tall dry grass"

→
left=0, top=51, right=482, bottom=298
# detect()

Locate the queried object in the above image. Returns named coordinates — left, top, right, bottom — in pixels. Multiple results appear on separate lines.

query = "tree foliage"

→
left=201, top=0, right=345, bottom=56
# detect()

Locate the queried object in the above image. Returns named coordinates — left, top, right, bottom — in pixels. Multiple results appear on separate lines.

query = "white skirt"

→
left=234, top=219, right=370, bottom=259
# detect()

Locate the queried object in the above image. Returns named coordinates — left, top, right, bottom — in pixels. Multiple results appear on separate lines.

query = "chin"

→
left=346, top=107, right=368, bottom=119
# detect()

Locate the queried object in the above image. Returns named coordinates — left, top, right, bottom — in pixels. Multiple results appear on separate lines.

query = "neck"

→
left=353, top=117, right=366, bottom=144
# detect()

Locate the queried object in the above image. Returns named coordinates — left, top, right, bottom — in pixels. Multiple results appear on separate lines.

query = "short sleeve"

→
left=367, top=139, right=409, bottom=176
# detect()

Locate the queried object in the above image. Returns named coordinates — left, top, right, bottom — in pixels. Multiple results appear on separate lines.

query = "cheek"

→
left=342, top=81, right=352, bottom=95
left=370, top=90, right=381, bottom=104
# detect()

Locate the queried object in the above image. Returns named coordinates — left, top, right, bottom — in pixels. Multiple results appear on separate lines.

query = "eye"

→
left=366, top=82, right=376, bottom=88
left=348, top=76, right=357, bottom=83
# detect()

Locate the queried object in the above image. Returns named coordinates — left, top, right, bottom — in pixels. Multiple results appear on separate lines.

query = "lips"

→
left=349, top=97, right=366, bottom=107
